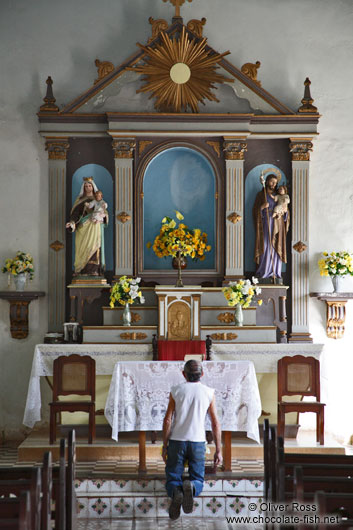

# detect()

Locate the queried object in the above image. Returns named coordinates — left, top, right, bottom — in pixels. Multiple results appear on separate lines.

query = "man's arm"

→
left=208, top=396, right=223, bottom=469
left=162, top=394, right=175, bottom=463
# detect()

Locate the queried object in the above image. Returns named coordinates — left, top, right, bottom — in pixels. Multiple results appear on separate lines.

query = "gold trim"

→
left=210, top=332, right=238, bottom=340
left=117, top=211, right=131, bottom=223
left=82, top=325, right=157, bottom=330
left=206, top=140, right=221, bottom=157
left=120, top=332, right=148, bottom=340
left=148, top=17, right=169, bottom=43
left=94, top=59, right=114, bottom=84
left=289, top=141, right=313, bottom=161
left=223, top=141, right=247, bottom=160
left=293, top=241, right=307, bottom=253
left=139, top=140, right=153, bottom=156
left=112, top=139, right=136, bottom=158
left=50, top=240, right=64, bottom=252
left=186, top=18, right=206, bottom=37
left=201, top=325, right=276, bottom=330
left=128, top=27, right=232, bottom=113
left=217, top=312, right=235, bottom=324
left=241, top=61, right=261, bottom=86
left=227, top=212, right=242, bottom=224
left=120, top=312, right=141, bottom=324
left=45, top=140, right=70, bottom=160
left=326, top=301, right=346, bottom=339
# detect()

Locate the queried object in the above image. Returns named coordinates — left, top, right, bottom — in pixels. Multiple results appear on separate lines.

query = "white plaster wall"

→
left=0, top=0, right=352, bottom=442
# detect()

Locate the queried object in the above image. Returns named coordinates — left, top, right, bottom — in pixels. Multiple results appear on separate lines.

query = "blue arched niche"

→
left=143, top=147, right=216, bottom=270
left=71, top=164, right=114, bottom=270
left=244, top=164, right=287, bottom=272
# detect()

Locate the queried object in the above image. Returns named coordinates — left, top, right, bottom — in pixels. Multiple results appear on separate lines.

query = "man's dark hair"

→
left=184, top=360, right=203, bottom=382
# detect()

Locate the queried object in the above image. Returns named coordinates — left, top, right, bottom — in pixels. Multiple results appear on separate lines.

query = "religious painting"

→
left=143, top=147, right=216, bottom=270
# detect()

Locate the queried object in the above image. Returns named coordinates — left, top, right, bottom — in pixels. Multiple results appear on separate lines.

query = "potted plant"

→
left=109, top=276, right=145, bottom=326
left=318, top=251, right=353, bottom=292
left=1, top=251, right=34, bottom=291
left=222, top=278, right=262, bottom=326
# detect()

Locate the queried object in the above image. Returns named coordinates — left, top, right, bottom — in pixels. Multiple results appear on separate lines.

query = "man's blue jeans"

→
left=165, top=440, right=206, bottom=498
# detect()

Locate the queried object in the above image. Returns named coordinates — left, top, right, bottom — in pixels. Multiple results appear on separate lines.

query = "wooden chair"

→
left=49, top=354, right=95, bottom=444
left=277, top=355, right=325, bottom=445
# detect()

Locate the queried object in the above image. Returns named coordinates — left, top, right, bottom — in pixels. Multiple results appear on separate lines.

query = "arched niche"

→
left=244, top=164, right=288, bottom=274
left=136, top=143, right=223, bottom=283
left=70, top=163, right=114, bottom=271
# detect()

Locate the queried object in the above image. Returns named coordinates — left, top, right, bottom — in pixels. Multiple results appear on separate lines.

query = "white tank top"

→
left=170, top=382, right=215, bottom=442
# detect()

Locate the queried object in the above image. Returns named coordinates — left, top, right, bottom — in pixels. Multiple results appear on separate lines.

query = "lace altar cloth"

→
left=23, top=344, right=152, bottom=428
left=105, top=360, right=261, bottom=443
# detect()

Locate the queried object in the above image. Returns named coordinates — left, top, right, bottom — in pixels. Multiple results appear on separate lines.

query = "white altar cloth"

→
left=23, top=344, right=152, bottom=428
left=104, top=360, right=262, bottom=443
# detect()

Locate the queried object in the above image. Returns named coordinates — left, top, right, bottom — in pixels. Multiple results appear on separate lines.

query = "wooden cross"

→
left=162, top=0, right=193, bottom=18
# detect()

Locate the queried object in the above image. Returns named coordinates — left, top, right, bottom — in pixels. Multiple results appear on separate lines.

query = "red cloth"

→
left=157, top=340, right=206, bottom=361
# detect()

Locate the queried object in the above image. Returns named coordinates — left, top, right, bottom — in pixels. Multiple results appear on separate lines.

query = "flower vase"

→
left=123, top=303, right=132, bottom=326
left=172, top=252, right=187, bottom=288
left=234, top=304, right=243, bottom=326
left=14, top=273, right=27, bottom=291
left=331, top=276, right=343, bottom=293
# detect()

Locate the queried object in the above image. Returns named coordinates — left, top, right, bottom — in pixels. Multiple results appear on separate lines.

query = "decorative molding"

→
left=148, top=17, right=169, bottom=42
left=39, top=76, right=59, bottom=113
left=0, top=292, right=45, bottom=339
left=50, top=240, right=64, bottom=252
left=120, top=312, right=141, bottom=324
left=217, top=312, right=235, bottom=324
left=210, top=332, right=238, bottom=340
left=241, top=61, right=261, bottom=86
left=116, top=211, right=131, bottom=224
left=45, top=139, right=70, bottom=160
left=94, top=59, right=114, bottom=84
left=289, top=141, right=313, bottom=161
left=227, top=212, right=242, bottom=224
left=206, top=140, right=220, bottom=158
left=120, top=332, right=147, bottom=340
left=223, top=141, right=247, bottom=160
left=298, top=78, right=318, bottom=113
left=186, top=18, right=206, bottom=37
left=293, top=241, right=307, bottom=253
left=112, top=139, right=136, bottom=158
left=139, top=140, right=153, bottom=156
left=327, top=301, right=346, bottom=339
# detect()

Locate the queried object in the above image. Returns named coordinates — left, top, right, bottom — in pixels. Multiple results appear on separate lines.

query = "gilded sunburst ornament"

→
left=130, top=27, right=232, bottom=113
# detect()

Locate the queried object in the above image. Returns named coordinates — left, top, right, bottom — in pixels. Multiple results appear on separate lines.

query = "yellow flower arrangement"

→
left=318, top=251, right=353, bottom=277
left=222, top=278, right=262, bottom=308
left=151, top=211, right=211, bottom=261
left=1, top=251, right=34, bottom=280
left=110, top=276, right=145, bottom=308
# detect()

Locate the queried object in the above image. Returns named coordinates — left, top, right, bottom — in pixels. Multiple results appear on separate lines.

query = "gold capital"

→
left=45, top=139, right=70, bottom=160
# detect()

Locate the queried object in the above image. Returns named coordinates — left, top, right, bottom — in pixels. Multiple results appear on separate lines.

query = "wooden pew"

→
left=0, top=430, right=76, bottom=530
left=315, top=490, right=353, bottom=528
left=0, top=490, right=31, bottom=529
left=0, top=467, right=41, bottom=530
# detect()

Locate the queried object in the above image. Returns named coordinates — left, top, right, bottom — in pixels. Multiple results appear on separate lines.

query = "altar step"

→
left=74, top=475, right=264, bottom=519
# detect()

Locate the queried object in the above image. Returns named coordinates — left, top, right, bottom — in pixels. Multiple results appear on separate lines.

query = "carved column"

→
left=223, top=138, right=247, bottom=280
left=112, top=139, right=136, bottom=277
left=45, top=138, right=70, bottom=331
left=289, top=139, right=313, bottom=342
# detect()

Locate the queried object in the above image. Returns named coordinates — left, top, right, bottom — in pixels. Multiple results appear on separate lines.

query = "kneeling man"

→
left=162, top=360, right=222, bottom=520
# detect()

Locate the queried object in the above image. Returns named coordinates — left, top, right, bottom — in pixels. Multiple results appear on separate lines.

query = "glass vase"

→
left=234, top=304, right=243, bottom=326
left=14, top=273, right=27, bottom=291
left=123, top=303, right=132, bottom=326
